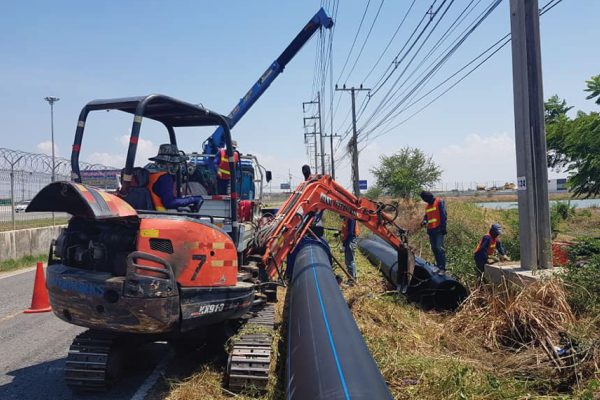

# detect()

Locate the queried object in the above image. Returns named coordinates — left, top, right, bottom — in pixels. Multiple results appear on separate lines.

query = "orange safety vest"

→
left=341, top=218, right=360, bottom=242
left=216, top=149, right=239, bottom=180
left=147, top=171, right=168, bottom=211
left=425, top=198, right=442, bottom=230
left=474, top=233, right=497, bottom=256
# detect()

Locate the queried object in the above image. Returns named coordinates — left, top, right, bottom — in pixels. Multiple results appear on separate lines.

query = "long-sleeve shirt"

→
left=342, top=218, right=358, bottom=246
left=474, top=235, right=506, bottom=265
left=152, top=173, right=200, bottom=209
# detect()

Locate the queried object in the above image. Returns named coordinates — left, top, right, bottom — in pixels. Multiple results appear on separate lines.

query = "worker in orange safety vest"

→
left=420, top=190, right=447, bottom=272
left=474, top=223, right=510, bottom=277
left=147, top=144, right=202, bottom=211
left=214, top=140, right=240, bottom=195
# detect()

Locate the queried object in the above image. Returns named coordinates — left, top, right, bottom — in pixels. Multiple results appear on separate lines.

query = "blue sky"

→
left=0, top=0, right=598, bottom=190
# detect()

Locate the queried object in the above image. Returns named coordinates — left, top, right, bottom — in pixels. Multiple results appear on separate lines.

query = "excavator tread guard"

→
left=226, top=303, right=276, bottom=392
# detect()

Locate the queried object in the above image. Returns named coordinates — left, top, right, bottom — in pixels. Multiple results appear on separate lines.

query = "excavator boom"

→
left=255, top=175, right=415, bottom=290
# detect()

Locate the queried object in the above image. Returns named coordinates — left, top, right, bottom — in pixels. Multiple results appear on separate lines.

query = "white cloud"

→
left=86, top=152, right=125, bottom=168
left=118, top=135, right=159, bottom=166
left=36, top=140, right=59, bottom=157
left=86, top=135, right=158, bottom=168
left=434, top=132, right=517, bottom=185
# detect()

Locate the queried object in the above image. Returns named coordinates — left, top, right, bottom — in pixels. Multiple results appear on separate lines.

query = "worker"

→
left=147, top=144, right=202, bottom=211
left=341, top=216, right=360, bottom=282
left=474, top=223, right=510, bottom=277
left=215, top=140, right=240, bottom=195
left=301, top=165, right=324, bottom=237
left=302, top=164, right=311, bottom=181
left=420, top=190, right=447, bottom=272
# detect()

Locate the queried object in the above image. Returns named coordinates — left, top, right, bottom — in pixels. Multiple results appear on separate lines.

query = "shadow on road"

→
left=0, top=342, right=169, bottom=400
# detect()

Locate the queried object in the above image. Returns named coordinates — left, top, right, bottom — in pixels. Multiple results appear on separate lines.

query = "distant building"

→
left=548, top=178, right=568, bottom=192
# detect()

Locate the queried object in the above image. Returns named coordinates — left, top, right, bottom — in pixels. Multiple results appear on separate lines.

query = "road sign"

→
left=80, top=170, right=121, bottom=190
left=358, top=180, right=368, bottom=190
left=280, top=183, right=291, bottom=190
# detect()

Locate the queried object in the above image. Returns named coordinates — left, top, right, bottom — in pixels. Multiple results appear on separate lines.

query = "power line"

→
left=361, top=0, right=418, bottom=83
left=340, top=0, right=386, bottom=85
left=357, top=0, right=566, bottom=148
left=335, top=0, right=372, bottom=86
left=361, top=0, right=503, bottom=137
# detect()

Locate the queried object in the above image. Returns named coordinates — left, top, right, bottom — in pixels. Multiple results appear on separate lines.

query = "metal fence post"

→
left=10, top=164, right=15, bottom=231
left=4, top=155, right=23, bottom=231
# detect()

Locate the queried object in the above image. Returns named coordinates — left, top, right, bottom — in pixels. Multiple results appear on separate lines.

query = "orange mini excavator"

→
left=27, top=95, right=266, bottom=390
left=27, top=95, right=417, bottom=393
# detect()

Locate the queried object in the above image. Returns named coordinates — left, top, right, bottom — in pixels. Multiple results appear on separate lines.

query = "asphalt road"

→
left=0, top=268, right=170, bottom=400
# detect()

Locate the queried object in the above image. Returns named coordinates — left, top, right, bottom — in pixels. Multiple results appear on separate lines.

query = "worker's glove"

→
left=487, top=257, right=497, bottom=264
left=500, top=254, right=511, bottom=262
left=420, top=220, right=427, bottom=228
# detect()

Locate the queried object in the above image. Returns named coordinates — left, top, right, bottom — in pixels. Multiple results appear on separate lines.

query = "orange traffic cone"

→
left=24, top=262, right=52, bottom=313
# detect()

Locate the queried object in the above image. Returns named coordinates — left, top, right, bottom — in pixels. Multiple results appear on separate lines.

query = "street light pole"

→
left=44, top=96, right=60, bottom=182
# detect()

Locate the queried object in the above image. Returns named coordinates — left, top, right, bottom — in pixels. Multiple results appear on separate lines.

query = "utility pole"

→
left=303, top=94, right=325, bottom=174
left=336, top=84, right=370, bottom=196
left=317, top=91, right=325, bottom=175
left=322, top=131, right=340, bottom=179
left=509, top=0, right=552, bottom=270
left=303, top=100, right=321, bottom=173
left=303, top=118, right=319, bottom=171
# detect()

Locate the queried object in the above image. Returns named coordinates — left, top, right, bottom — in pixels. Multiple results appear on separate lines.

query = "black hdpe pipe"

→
left=286, top=238, right=392, bottom=400
left=359, top=235, right=468, bottom=311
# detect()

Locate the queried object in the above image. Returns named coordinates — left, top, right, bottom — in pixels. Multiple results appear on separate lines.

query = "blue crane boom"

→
left=202, top=7, right=334, bottom=155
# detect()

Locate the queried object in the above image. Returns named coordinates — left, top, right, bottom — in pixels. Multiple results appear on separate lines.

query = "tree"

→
left=545, top=75, right=600, bottom=198
left=370, top=147, right=441, bottom=199
left=544, top=94, right=572, bottom=124
left=585, top=75, right=600, bottom=105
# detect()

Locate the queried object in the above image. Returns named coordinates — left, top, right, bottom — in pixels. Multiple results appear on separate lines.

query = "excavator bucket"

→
left=397, top=245, right=415, bottom=294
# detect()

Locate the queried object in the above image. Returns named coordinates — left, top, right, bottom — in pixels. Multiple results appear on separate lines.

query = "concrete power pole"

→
left=317, top=91, right=325, bottom=175
left=303, top=100, right=321, bottom=173
left=336, top=84, right=370, bottom=196
left=509, top=0, right=552, bottom=270
left=323, top=131, right=340, bottom=179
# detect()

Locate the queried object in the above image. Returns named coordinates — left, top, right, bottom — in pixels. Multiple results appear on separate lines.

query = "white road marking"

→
left=130, top=346, right=173, bottom=400
left=0, top=310, right=23, bottom=324
left=0, top=266, right=37, bottom=280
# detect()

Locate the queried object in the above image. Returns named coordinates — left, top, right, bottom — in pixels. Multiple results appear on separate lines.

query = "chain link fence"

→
left=0, top=147, right=116, bottom=231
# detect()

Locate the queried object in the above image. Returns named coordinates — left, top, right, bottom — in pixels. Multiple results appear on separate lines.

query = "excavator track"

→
left=65, top=330, right=122, bottom=391
left=227, top=303, right=276, bottom=392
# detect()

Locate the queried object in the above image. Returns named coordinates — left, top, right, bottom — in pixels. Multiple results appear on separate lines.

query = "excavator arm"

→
left=254, top=175, right=415, bottom=291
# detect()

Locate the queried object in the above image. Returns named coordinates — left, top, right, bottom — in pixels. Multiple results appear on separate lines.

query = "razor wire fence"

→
left=0, top=147, right=117, bottom=231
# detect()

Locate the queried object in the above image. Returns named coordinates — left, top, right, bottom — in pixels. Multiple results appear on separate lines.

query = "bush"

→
left=364, top=186, right=383, bottom=200
left=553, top=201, right=576, bottom=221
left=560, top=237, right=600, bottom=315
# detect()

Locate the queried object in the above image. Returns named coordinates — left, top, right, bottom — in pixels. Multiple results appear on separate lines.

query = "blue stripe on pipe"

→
left=286, top=259, right=296, bottom=399
left=310, top=246, right=351, bottom=400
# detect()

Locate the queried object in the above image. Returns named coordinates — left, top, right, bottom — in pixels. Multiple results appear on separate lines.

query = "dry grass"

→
left=450, top=280, right=575, bottom=350
left=325, top=212, right=599, bottom=399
